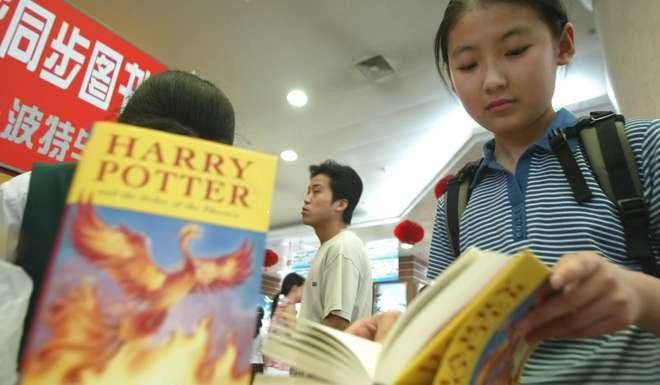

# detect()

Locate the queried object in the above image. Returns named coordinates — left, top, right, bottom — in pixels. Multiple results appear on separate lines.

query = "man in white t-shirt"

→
left=299, top=160, right=372, bottom=330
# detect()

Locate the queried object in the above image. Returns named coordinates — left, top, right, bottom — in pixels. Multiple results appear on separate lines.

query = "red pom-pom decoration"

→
left=264, top=249, right=279, bottom=267
left=434, top=174, right=454, bottom=199
left=393, top=220, right=425, bottom=245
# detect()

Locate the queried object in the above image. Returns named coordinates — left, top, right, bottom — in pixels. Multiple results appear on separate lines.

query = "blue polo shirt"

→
left=473, top=108, right=579, bottom=242
left=427, top=110, right=660, bottom=384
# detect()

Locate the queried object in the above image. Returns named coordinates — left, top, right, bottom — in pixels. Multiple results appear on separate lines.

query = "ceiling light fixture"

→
left=280, top=150, right=298, bottom=162
left=287, top=89, right=308, bottom=107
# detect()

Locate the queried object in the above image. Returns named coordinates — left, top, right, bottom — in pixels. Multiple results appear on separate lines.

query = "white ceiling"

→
left=67, top=0, right=611, bottom=261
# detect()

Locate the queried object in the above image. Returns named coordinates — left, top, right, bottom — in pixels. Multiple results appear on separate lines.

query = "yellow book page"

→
left=262, top=321, right=378, bottom=385
left=392, top=326, right=456, bottom=385
left=67, top=122, right=277, bottom=232
left=432, top=250, right=550, bottom=385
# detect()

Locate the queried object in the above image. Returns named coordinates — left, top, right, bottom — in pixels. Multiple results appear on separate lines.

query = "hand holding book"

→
left=345, top=311, right=401, bottom=343
left=257, top=247, right=552, bottom=385
left=517, top=250, right=659, bottom=340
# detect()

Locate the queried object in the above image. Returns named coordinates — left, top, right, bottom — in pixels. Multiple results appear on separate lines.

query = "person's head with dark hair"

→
left=118, top=70, right=235, bottom=144
left=270, top=272, right=305, bottom=319
left=255, top=306, right=265, bottom=337
left=302, top=160, right=363, bottom=229
left=434, top=0, right=569, bottom=84
left=432, top=0, right=574, bottom=140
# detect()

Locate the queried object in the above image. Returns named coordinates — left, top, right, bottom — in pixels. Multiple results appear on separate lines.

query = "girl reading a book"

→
left=264, top=272, right=305, bottom=376
left=350, top=0, right=660, bottom=383
left=428, top=0, right=660, bottom=383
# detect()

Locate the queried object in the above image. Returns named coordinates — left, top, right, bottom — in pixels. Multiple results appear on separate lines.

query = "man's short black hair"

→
left=309, top=160, right=363, bottom=225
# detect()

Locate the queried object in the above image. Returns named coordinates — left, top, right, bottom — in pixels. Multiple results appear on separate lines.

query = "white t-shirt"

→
left=0, top=172, right=30, bottom=263
left=299, top=230, right=373, bottom=323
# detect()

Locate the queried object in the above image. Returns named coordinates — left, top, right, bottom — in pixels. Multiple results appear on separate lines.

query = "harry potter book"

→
left=20, top=122, right=277, bottom=385
left=257, top=248, right=551, bottom=385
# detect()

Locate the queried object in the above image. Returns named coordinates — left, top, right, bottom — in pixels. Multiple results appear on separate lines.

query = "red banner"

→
left=0, top=0, right=167, bottom=172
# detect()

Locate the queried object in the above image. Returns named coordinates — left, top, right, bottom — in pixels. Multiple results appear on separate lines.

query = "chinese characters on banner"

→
left=0, top=0, right=167, bottom=172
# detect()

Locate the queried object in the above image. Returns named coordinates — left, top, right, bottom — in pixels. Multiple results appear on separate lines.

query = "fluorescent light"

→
left=287, top=89, right=308, bottom=107
left=280, top=150, right=298, bottom=162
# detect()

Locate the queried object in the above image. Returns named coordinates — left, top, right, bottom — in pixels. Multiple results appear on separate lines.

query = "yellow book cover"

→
left=20, top=122, right=277, bottom=385
left=418, top=251, right=550, bottom=385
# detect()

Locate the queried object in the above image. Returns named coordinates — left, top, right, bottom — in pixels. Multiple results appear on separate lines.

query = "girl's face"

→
left=289, top=284, right=304, bottom=303
left=447, top=3, right=574, bottom=138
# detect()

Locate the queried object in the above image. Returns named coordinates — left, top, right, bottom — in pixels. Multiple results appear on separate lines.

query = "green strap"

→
left=580, top=114, right=657, bottom=276
left=580, top=120, right=643, bottom=201
left=15, top=162, right=76, bottom=357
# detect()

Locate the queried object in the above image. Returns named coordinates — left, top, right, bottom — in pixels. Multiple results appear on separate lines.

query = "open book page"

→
left=295, top=325, right=362, bottom=368
left=262, top=317, right=381, bottom=385
left=267, top=321, right=372, bottom=373
left=263, top=336, right=357, bottom=384
left=373, top=248, right=512, bottom=385
left=310, top=322, right=382, bottom=378
left=264, top=328, right=358, bottom=380
left=254, top=374, right=332, bottom=385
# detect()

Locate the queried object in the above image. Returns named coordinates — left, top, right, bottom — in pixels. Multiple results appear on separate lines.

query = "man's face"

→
left=301, top=174, right=341, bottom=226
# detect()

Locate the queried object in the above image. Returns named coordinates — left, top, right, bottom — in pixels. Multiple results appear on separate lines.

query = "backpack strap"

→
left=579, top=112, right=658, bottom=277
left=579, top=112, right=643, bottom=201
left=15, top=162, right=77, bottom=359
left=444, top=159, right=481, bottom=259
left=549, top=126, right=593, bottom=203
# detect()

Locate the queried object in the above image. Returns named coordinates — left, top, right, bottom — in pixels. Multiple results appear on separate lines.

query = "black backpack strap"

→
left=580, top=112, right=659, bottom=277
left=549, top=127, right=592, bottom=203
left=444, top=160, right=480, bottom=259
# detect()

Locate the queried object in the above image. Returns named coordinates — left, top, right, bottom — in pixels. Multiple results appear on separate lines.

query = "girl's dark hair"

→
left=270, top=272, right=306, bottom=319
left=118, top=70, right=235, bottom=144
left=255, top=306, right=265, bottom=337
left=433, top=0, right=569, bottom=83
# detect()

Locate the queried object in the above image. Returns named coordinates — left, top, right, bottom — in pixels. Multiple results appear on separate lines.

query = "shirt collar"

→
left=473, top=108, right=579, bottom=184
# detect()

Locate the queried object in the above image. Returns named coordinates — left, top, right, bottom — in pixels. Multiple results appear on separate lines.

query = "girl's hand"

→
left=516, top=251, right=647, bottom=341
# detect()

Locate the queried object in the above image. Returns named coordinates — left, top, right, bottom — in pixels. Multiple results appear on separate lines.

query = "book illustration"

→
left=469, top=284, right=552, bottom=385
left=18, top=122, right=277, bottom=385
left=22, top=203, right=264, bottom=385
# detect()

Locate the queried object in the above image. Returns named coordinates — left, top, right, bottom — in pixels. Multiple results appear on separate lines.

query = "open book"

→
left=257, top=248, right=551, bottom=385
left=20, top=122, right=277, bottom=385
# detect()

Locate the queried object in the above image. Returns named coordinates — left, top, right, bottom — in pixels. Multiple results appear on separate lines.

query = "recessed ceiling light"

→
left=287, top=89, right=308, bottom=107
left=280, top=150, right=298, bottom=162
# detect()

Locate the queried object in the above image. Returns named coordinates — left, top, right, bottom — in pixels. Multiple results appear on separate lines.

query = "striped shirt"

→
left=427, top=108, right=660, bottom=384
